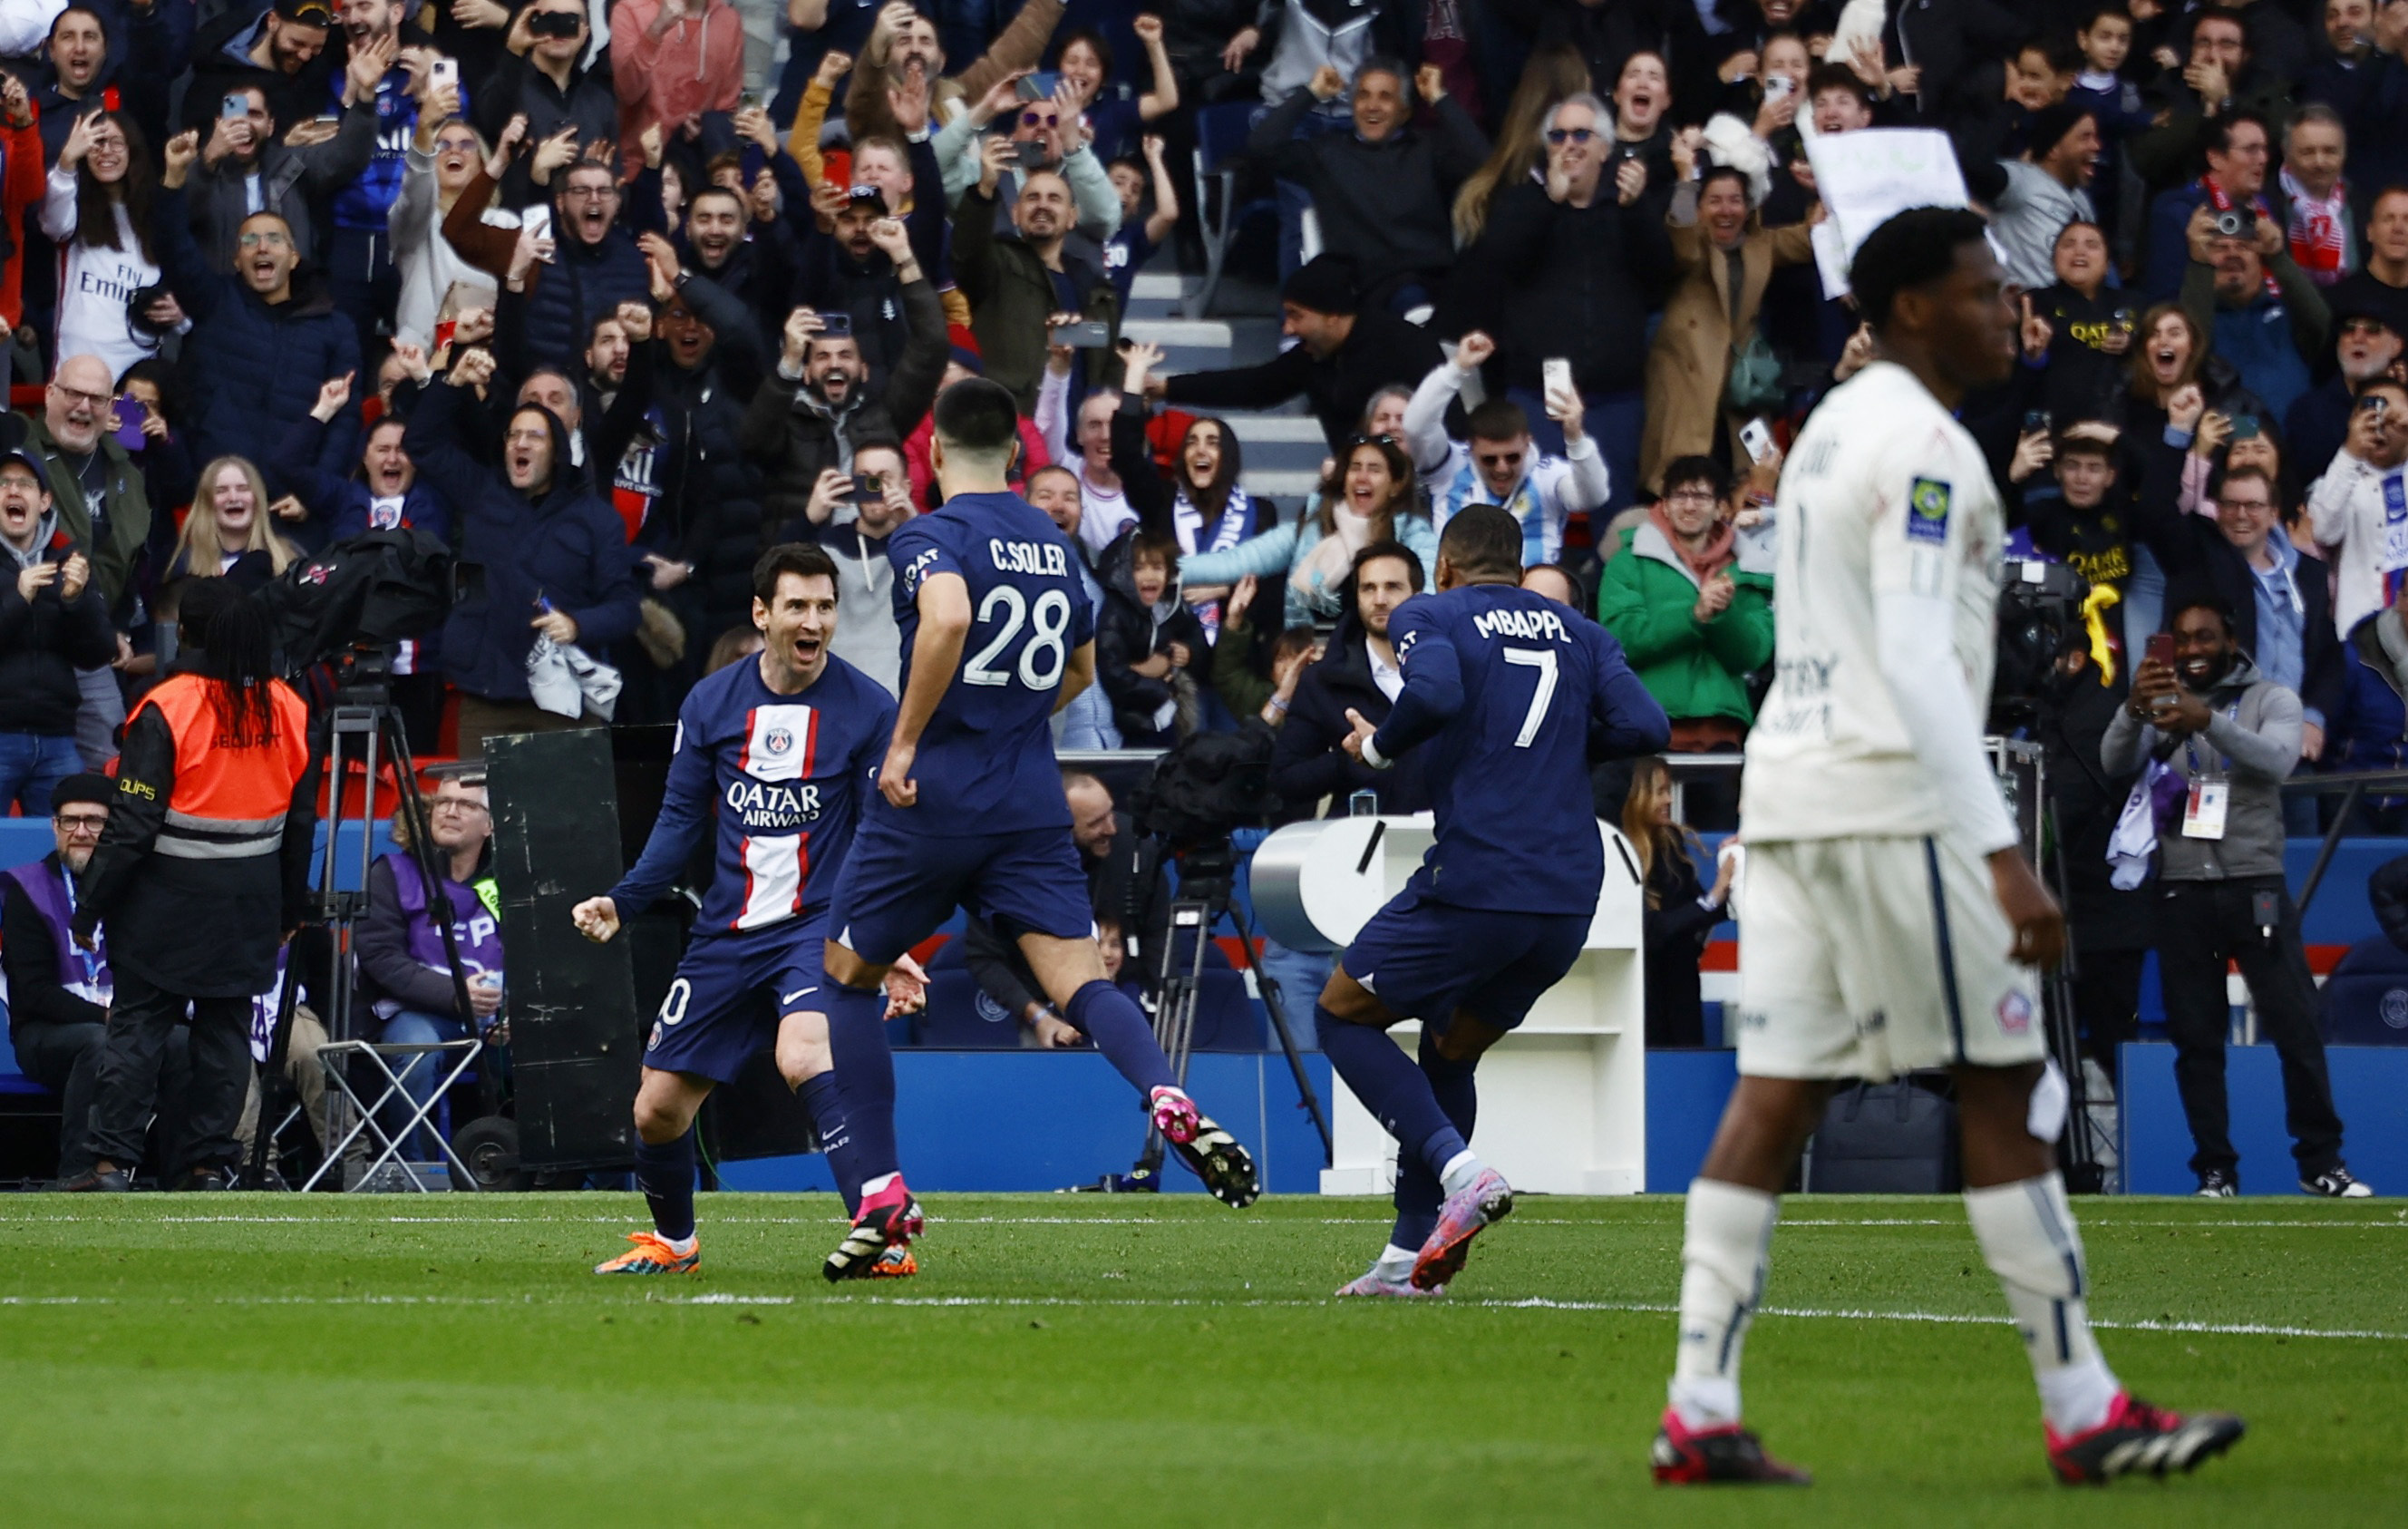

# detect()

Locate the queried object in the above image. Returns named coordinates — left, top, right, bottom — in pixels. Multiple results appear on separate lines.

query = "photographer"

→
left=2102, top=592, right=2365, bottom=1199
left=471, top=0, right=618, bottom=153
left=66, top=580, right=318, bottom=1194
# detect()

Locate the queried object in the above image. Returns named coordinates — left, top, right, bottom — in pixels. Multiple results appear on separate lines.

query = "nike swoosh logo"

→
left=782, top=988, right=819, bottom=1006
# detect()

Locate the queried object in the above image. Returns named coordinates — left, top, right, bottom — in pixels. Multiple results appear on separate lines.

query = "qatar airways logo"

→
left=725, top=779, right=821, bottom=831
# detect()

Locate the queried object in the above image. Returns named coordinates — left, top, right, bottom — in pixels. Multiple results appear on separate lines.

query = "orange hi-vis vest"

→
left=132, top=674, right=312, bottom=861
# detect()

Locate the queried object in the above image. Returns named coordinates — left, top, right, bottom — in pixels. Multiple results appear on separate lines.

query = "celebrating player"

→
left=1649, top=209, right=2245, bottom=1486
left=571, top=545, right=905, bottom=1278
left=814, top=378, right=1262, bottom=1281
left=1318, top=506, right=1669, bottom=1296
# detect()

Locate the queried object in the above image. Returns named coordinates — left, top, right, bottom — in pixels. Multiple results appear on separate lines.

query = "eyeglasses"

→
left=559, top=183, right=618, bottom=200
left=431, top=797, right=489, bottom=815
left=1545, top=127, right=1597, bottom=145
left=51, top=382, right=109, bottom=407
left=53, top=813, right=106, bottom=833
left=238, top=229, right=290, bottom=248
left=2219, top=498, right=2274, bottom=512
left=435, top=136, right=481, bottom=154
left=2340, top=317, right=2391, bottom=336
left=1345, top=433, right=1398, bottom=450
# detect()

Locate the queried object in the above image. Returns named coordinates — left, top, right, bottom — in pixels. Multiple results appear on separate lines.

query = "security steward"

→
left=62, top=579, right=319, bottom=1192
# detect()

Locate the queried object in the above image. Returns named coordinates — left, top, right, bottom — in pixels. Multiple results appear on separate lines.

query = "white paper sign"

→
left=1803, top=128, right=1971, bottom=277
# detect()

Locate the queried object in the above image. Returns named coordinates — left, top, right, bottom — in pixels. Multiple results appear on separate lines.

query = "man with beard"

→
left=182, top=80, right=377, bottom=276
left=37, top=4, right=184, bottom=155
left=743, top=216, right=947, bottom=538
left=1269, top=540, right=1431, bottom=818
left=2289, top=305, right=2403, bottom=477
left=675, top=183, right=793, bottom=346
left=187, top=0, right=337, bottom=137
left=0, top=455, right=111, bottom=813
left=452, top=151, right=660, bottom=370
left=21, top=354, right=150, bottom=610
left=791, top=170, right=935, bottom=384
left=155, top=129, right=364, bottom=473
left=779, top=437, right=913, bottom=694
left=840, top=0, right=1065, bottom=148
left=954, top=149, right=1120, bottom=411
left=471, top=0, right=616, bottom=152
left=1980, top=105, right=2101, bottom=295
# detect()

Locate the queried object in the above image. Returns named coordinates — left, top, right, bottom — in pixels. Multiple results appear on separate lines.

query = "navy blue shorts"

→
left=826, top=818, right=1095, bottom=967
left=643, top=918, right=827, bottom=1085
left=1340, top=893, right=1591, bottom=1033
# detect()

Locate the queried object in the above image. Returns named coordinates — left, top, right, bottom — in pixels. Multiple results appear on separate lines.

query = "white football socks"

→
left=1964, top=1173, right=2120, bottom=1436
left=1438, top=1151, right=1482, bottom=1199
left=1667, top=1179, right=1779, bottom=1430
left=1373, top=1243, right=1418, bottom=1282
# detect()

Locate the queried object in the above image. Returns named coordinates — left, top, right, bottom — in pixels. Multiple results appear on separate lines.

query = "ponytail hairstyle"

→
left=178, top=576, right=284, bottom=747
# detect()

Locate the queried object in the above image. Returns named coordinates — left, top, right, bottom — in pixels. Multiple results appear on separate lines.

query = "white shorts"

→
left=1732, top=834, right=2047, bottom=1081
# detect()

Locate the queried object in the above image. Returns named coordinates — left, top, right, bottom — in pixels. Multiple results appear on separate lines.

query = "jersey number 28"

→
left=964, top=587, right=1073, bottom=690
left=1502, top=646, right=1558, bottom=747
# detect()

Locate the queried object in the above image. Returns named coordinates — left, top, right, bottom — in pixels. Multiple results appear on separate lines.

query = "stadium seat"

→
left=913, top=969, right=1027, bottom=1048
left=1188, top=102, right=1276, bottom=319
left=2320, top=937, right=2408, bottom=1046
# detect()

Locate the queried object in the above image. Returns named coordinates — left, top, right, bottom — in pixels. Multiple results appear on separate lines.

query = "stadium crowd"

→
left=0, top=0, right=2401, bottom=1196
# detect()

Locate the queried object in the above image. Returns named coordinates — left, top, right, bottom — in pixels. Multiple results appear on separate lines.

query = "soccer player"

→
left=815, top=378, right=1262, bottom=1281
left=1320, top=505, right=1671, bottom=1296
left=1650, top=208, right=2245, bottom=1486
left=570, top=544, right=902, bottom=1277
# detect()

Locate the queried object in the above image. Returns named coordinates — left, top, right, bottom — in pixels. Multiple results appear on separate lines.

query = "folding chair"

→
left=1189, top=101, right=1277, bottom=319
left=302, top=1036, right=482, bottom=1192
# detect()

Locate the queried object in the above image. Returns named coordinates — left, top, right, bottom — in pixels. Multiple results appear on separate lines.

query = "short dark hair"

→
left=2210, top=463, right=2277, bottom=502
left=1054, top=26, right=1112, bottom=78
left=2166, top=588, right=2237, bottom=634
left=1353, top=539, right=1426, bottom=590
left=1660, top=454, right=1728, bottom=499
left=2193, top=5, right=2250, bottom=42
left=2054, top=429, right=2116, bottom=463
left=2079, top=5, right=2131, bottom=33
left=1805, top=62, right=1873, bottom=108
left=752, top=541, right=840, bottom=605
left=2354, top=374, right=2408, bottom=403
left=1464, top=398, right=1530, bottom=443
left=1699, top=163, right=1753, bottom=207
left=687, top=185, right=745, bottom=218
left=1850, top=206, right=1991, bottom=332
left=1129, top=531, right=1180, bottom=572
left=932, top=376, right=1022, bottom=459
left=2019, top=35, right=2083, bottom=75
left=1437, top=504, right=1524, bottom=579
left=2207, top=111, right=2268, bottom=158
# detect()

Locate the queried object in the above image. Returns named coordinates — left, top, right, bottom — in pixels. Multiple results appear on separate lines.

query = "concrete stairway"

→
left=1117, top=270, right=1330, bottom=509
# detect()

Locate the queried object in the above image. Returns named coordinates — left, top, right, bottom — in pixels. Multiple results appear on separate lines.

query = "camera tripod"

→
left=1112, top=840, right=1332, bottom=1191
left=241, top=650, right=490, bottom=1191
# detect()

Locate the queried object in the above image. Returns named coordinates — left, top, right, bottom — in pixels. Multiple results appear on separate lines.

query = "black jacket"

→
left=2039, top=658, right=2154, bottom=952
left=1449, top=180, right=1675, bottom=398
left=634, top=273, right=770, bottom=644
left=0, top=527, right=117, bottom=735
left=1270, top=610, right=1432, bottom=815
left=2, top=853, right=105, bottom=1036
left=471, top=52, right=620, bottom=157
left=1246, top=87, right=1488, bottom=291
left=1163, top=308, right=1443, bottom=454
left=1093, top=529, right=1208, bottom=746
left=1639, top=839, right=1716, bottom=1049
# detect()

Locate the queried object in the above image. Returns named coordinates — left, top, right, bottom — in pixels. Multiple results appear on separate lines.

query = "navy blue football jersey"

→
left=609, top=654, right=895, bottom=934
left=1374, top=584, right=1667, bottom=912
left=881, top=490, right=1097, bottom=834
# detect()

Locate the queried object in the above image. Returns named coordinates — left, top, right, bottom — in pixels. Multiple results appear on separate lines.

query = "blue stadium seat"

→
left=1189, top=102, right=1276, bottom=318
left=914, top=969, right=1026, bottom=1048
left=1186, top=970, right=1266, bottom=1051
left=2321, top=937, right=2408, bottom=1046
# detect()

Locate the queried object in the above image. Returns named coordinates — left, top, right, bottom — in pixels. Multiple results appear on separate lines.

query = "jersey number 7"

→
left=964, top=587, right=1073, bottom=689
left=1502, top=646, right=1558, bottom=747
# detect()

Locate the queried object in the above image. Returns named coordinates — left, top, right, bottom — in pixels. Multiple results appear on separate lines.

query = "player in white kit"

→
left=1649, top=208, right=2245, bottom=1487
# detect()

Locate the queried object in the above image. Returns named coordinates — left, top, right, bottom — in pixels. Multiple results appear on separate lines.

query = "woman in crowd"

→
left=1173, top=433, right=1436, bottom=628
left=392, top=83, right=504, bottom=354
left=151, top=456, right=301, bottom=670
left=1112, top=342, right=1277, bottom=602
left=1622, top=755, right=1735, bottom=1050
left=1452, top=43, right=1589, bottom=247
left=44, top=111, right=174, bottom=384
left=1641, top=149, right=1814, bottom=491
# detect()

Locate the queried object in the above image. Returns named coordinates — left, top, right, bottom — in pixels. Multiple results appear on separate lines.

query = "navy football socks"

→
left=1067, top=979, right=1178, bottom=1096
left=1318, top=1006, right=1470, bottom=1180
left=632, top=1129, right=697, bottom=1242
left=1393, top=1028, right=1481, bottom=1250
left=798, top=1072, right=861, bottom=1217
left=823, top=980, right=900, bottom=1184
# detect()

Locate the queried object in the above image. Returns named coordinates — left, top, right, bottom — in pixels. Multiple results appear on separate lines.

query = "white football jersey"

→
left=1740, top=362, right=2005, bottom=842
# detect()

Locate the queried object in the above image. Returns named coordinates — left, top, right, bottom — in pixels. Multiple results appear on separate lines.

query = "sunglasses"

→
left=1345, top=433, right=1398, bottom=452
left=1545, top=127, right=1597, bottom=145
left=1020, top=111, right=1059, bottom=128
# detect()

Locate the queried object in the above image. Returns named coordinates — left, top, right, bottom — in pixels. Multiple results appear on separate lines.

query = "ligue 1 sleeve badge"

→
left=1907, top=477, right=1952, bottom=544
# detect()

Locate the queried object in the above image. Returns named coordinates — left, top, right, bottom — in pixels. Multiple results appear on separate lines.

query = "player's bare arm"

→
left=880, top=570, right=972, bottom=809
left=1053, top=639, right=1096, bottom=715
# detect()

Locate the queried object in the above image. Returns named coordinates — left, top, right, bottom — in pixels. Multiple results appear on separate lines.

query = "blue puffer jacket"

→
left=153, top=185, right=362, bottom=474
left=403, top=380, right=641, bottom=703
left=520, top=227, right=653, bottom=372
left=2329, top=611, right=2408, bottom=776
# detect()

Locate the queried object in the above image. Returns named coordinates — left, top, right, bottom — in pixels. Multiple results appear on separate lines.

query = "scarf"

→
left=2201, top=176, right=2281, bottom=297
left=2280, top=167, right=2351, bottom=286
left=1175, top=482, right=1252, bottom=637
left=1647, top=503, right=1735, bottom=582
left=1293, top=502, right=1377, bottom=612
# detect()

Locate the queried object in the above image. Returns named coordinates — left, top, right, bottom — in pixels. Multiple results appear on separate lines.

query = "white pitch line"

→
left=5, top=1290, right=2400, bottom=1341
left=2, top=1212, right=2398, bottom=1230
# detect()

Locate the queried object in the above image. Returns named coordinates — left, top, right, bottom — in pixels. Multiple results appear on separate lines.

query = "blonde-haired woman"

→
left=153, top=456, right=300, bottom=667
left=1452, top=44, right=1589, bottom=246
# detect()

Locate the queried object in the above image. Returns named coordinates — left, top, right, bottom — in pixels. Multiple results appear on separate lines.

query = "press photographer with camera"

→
left=2175, top=198, right=2327, bottom=424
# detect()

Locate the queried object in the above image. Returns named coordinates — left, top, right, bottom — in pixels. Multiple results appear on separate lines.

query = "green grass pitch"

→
left=1, top=1193, right=2401, bottom=1526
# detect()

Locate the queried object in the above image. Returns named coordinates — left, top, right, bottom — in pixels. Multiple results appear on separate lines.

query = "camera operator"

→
left=961, top=770, right=1170, bottom=1046
left=2103, top=591, right=2367, bottom=1198
left=359, top=772, right=504, bottom=1159
left=63, top=580, right=318, bottom=1193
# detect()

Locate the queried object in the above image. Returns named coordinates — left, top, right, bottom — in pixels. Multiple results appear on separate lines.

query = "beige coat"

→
left=1639, top=211, right=1816, bottom=493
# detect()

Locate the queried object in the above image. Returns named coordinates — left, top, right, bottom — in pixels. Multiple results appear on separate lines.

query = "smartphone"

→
left=739, top=87, right=762, bottom=111
left=849, top=473, right=883, bottom=503
left=220, top=93, right=248, bottom=120
left=2023, top=408, right=2053, bottom=435
left=2146, top=632, right=2176, bottom=671
left=818, top=310, right=852, bottom=337
left=2360, top=393, right=2389, bottom=415
left=1015, top=71, right=1061, bottom=102
left=429, top=57, right=459, bottom=93
left=1763, top=74, right=1795, bottom=100
left=1015, top=139, right=1051, bottom=169
left=522, top=204, right=553, bottom=246
left=1050, top=319, right=1111, bottom=347
left=1540, top=356, right=1573, bottom=397
left=112, top=410, right=147, bottom=452
left=1738, top=417, right=1774, bottom=463
left=2230, top=414, right=2261, bottom=440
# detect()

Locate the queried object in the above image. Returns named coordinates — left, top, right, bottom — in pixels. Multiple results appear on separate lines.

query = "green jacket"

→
left=951, top=182, right=1121, bottom=414
left=23, top=414, right=151, bottom=609
left=1597, top=521, right=1773, bottom=726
